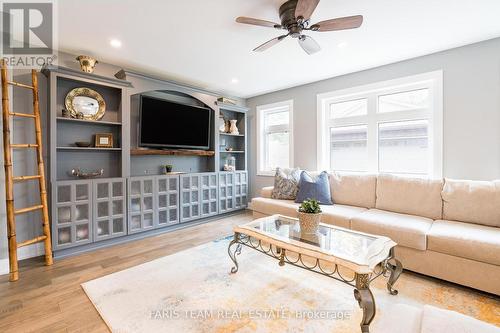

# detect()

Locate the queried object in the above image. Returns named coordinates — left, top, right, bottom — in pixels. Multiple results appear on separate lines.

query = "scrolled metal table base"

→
left=227, top=232, right=403, bottom=333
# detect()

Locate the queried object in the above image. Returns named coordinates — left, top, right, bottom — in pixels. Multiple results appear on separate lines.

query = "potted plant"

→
left=164, top=164, right=173, bottom=174
left=298, top=198, right=322, bottom=234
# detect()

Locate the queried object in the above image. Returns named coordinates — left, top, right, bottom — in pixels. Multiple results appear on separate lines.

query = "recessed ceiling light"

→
left=231, top=78, right=239, bottom=84
left=337, top=41, right=348, bottom=49
left=110, top=39, right=122, bottom=48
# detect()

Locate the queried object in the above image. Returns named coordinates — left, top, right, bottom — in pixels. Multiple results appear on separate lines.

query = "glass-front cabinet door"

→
left=53, top=180, right=92, bottom=249
left=180, top=174, right=201, bottom=223
left=93, top=178, right=127, bottom=241
left=219, top=171, right=235, bottom=213
left=128, top=176, right=155, bottom=234
left=200, top=173, right=218, bottom=218
left=234, top=171, right=248, bottom=209
left=156, top=175, right=179, bottom=227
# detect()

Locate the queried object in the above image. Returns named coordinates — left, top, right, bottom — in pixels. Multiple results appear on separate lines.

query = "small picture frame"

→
left=94, top=133, right=113, bottom=148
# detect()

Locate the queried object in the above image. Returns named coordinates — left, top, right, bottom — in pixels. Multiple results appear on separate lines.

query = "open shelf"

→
left=56, top=117, right=122, bottom=126
left=57, top=147, right=122, bottom=152
left=131, top=148, right=215, bottom=157
left=219, top=132, right=244, bottom=137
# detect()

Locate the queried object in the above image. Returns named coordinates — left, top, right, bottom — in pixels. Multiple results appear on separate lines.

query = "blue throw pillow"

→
left=295, top=171, right=333, bottom=205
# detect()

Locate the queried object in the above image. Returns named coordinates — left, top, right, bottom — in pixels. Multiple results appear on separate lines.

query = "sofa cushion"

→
left=250, top=197, right=366, bottom=229
left=428, top=220, right=500, bottom=265
left=271, top=167, right=301, bottom=200
left=441, top=178, right=500, bottom=227
left=317, top=204, right=366, bottom=229
left=351, top=209, right=433, bottom=250
left=376, top=174, right=443, bottom=220
left=329, top=172, right=377, bottom=208
left=251, top=197, right=299, bottom=218
left=260, top=186, right=274, bottom=199
left=295, top=171, right=333, bottom=205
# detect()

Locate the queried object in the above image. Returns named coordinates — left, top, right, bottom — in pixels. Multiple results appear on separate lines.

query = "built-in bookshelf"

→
left=43, top=65, right=248, bottom=258
left=217, top=102, right=248, bottom=172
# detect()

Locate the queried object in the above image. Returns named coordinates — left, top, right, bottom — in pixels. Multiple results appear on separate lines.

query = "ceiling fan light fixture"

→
left=235, top=0, right=363, bottom=55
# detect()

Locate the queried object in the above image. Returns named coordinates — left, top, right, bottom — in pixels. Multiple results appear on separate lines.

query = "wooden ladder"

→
left=0, top=60, right=53, bottom=281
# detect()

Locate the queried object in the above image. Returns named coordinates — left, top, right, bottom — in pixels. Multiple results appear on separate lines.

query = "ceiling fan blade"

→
left=236, top=16, right=281, bottom=29
left=298, top=35, right=321, bottom=55
left=295, top=0, right=320, bottom=20
left=311, top=15, right=363, bottom=31
left=253, top=35, right=288, bottom=52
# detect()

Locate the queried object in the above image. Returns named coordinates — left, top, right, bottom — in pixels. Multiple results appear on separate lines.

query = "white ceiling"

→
left=58, top=0, right=500, bottom=98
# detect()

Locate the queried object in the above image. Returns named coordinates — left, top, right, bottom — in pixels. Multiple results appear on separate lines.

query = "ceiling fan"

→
left=236, top=0, right=363, bottom=55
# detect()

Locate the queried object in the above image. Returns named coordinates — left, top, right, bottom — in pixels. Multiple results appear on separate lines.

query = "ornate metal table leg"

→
left=228, top=232, right=242, bottom=274
left=278, top=248, right=285, bottom=266
left=354, top=273, right=376, bottom=333
left=385, top=248, right=403, bottom=295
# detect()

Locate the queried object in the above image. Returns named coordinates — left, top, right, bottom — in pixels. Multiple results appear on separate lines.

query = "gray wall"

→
left=246, top=37, right=500, bottom=198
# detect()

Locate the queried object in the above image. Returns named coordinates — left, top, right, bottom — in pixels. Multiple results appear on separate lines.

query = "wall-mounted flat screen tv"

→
left=139, top=95, right=211, bottom=150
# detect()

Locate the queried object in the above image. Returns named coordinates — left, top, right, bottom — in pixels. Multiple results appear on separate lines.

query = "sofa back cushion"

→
left=295, top=171, right=333, bottom=205
left=329, top=172, right=377, bottom=208
left=375, top=174, right=443, bottom=220
left=442, top=179, right=500, bottom=227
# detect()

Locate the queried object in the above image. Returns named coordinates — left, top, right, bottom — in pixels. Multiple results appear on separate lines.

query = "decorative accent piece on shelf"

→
left=76, top=55, right=98, bottom=73
left=218, top=113, right=228, bottom=133
left=224, top=155, right=236, bottom=171
left=217, top=97, right=237, bottom=105
left=225, top=147, right=233, bottom=152
left=65, top=87, right=106, bottom=121
left=70, top=168, right=104, bottom=179
left=164, top=164, right=173, bottom=174
left=219, top=138, right=227, bottom=151
left=94, top=133, right=113, bottom=148
left=229, top=119, right=239, bottom=135
left=75, top=141, right=92, bottom=147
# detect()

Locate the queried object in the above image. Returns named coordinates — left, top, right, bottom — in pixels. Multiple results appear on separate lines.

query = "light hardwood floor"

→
left=0, top=211, right=253, bottom=333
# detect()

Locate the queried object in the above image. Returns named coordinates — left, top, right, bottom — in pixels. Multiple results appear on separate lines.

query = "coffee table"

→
left=227, top=214, right=403, bottom=333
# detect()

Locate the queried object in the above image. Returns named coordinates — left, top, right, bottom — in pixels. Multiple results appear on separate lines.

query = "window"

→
left=317, top=71, right=443, bottom=178
left=257, top=100, right=293, bottom=175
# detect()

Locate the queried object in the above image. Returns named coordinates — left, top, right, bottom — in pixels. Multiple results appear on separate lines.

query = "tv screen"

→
left=139, top=96, right=211, bottom=149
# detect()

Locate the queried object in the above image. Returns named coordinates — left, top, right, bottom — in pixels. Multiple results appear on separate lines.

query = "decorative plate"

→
left=65, top=87, right=106, bottom=121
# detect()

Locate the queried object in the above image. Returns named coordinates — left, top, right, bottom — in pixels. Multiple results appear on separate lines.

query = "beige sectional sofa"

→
left=250, top=173, right=500, bottom=295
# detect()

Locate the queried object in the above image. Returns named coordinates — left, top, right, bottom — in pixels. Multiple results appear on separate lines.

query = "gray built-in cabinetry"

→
left=44, top=66, right=248, bottom=257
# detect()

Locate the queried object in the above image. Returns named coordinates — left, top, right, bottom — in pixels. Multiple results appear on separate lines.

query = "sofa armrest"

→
left=261, top=186, right=274, bottom=198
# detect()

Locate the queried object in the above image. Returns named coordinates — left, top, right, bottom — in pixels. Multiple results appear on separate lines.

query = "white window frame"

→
left=256, top=100, right=294, bottom=176
left=317, top=71, right=443, bottom=178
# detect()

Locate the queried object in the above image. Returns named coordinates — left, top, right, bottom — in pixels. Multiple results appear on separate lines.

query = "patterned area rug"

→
left=82, top=238, right=500, bottom=332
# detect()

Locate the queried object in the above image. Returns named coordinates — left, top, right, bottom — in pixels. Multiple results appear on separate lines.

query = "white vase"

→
left=229, top=120, right=239, bottom=135
left=218, top=116, right=227, bottom=133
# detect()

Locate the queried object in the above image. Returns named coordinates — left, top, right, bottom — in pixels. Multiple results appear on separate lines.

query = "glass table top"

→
left=247, top=216, right=379, bottom=260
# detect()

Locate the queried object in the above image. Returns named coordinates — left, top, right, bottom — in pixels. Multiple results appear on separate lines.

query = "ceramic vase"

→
left=229, top=120, right=239, bottom=135
left=298, top=211, right=321, bottom=234
left=76, top=55, right=98, bottom=73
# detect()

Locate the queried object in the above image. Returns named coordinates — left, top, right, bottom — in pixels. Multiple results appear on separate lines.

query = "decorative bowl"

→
left=75, top=142, right=92, bottom=147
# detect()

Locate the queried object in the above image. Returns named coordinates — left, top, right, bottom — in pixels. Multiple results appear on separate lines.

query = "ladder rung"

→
left=7, top=81, right=34, bottom=90
left=17, top=235, right=47, bottom=248
left=9, top=112, right=36, bottom=118
left=13, top=175, right=41, bottom=182
left=14, top=204, right=43, bottom=215
left=11, top=143, right=39, bottom=148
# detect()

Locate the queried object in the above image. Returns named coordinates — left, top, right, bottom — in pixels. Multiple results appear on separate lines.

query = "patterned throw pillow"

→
left=271, top=167, right=301, bottom=200
left=295, top=171, right=333, bottom=205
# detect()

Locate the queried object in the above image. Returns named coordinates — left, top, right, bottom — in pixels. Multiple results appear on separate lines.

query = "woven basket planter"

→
left=298, top=211, right=321, bottom=234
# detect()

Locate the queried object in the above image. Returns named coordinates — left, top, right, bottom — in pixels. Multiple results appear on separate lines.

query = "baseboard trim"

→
left=0, top=258, right=9, bottom=276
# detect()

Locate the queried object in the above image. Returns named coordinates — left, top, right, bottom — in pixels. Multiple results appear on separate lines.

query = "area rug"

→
left=82, top=238, right=500, bottom=333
